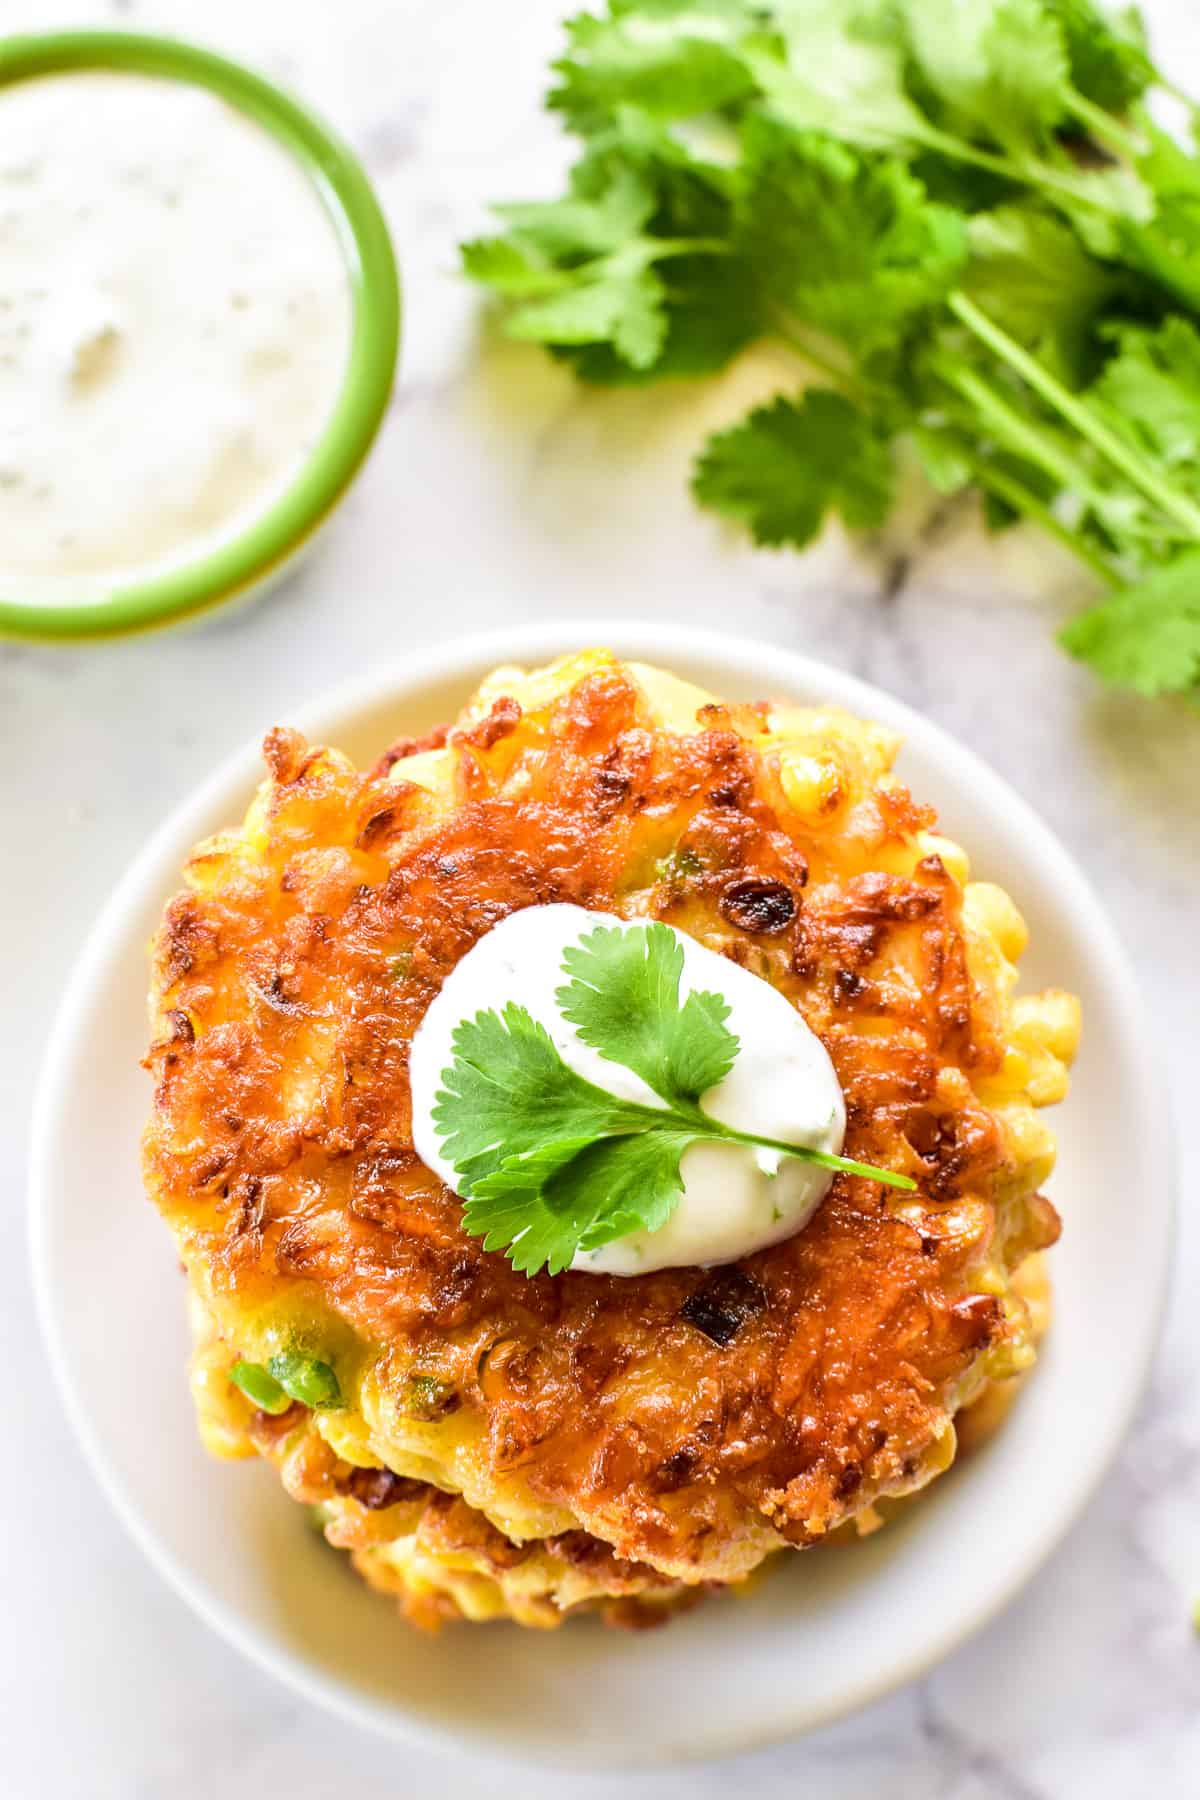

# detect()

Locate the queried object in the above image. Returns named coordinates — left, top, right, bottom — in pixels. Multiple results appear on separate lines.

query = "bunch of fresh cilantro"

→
left=462, top=0, right=1200, bottom=698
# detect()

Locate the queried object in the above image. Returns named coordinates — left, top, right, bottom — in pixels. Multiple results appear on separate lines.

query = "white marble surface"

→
left=2, top=0, right=1199, bottom=1793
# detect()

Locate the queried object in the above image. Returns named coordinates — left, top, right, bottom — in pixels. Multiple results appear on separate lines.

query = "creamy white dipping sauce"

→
left=0, top=72, right=352, bottom=603
left=409, top=903, right=846, bottom=1276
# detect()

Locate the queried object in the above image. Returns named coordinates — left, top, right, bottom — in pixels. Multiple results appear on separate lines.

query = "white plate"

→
left=29, top=623, right=1174, bottom=1766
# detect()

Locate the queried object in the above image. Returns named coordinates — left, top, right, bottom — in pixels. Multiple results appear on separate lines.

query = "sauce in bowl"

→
left=0, top=70, right=353, bottom=606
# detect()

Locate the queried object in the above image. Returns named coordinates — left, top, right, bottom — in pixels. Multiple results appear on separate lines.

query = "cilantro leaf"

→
left=460, top=236, right=570, bottom=298
left=463, top=151, right=734, bottom=371
left=557, top=920, right=738, bottom=1106
left=432, top=1003, right=649, bottom=1192
left=547, top=118, right=758, bottom=380
left=1060, top=550, right=1200, bottom=695
left=463, top=232, right=669, bottom=370
left=551, top=251, right=759, bottom=381
left=898, top=0, right=1070, bottom=151
left=963, top=206, right=1110, bottom=341
left=467, top=164, right=674, bottom=367
left=1042, top=0, right=1154, bottom=113
left=756, top=1, right=1143, bottom=226
left=464, top=1129, right=696, bottom=1275
left=735, top=122, right=969, bottom=357
left=747, top=18, right=931, bottom=155
left=502, top=258, right=669, bottom=367
left=549, top=0, right=759, bottom=133
left=959, top=205, right=1118, bottom=378
left=911, top=423, right=976, bottom=496
left=1118, top=125, right=1200, bottom=314
left=692, top=391, right=893, bottom=548
left=435, top=920, right=914, bottom=1275
left=581, top=107, right=740, bottom=231
left=492, top=161, right=657, bottom=256
left=893, top=0, right=1153, bottom=230
left=1092, top=318, right=1200, bottom=475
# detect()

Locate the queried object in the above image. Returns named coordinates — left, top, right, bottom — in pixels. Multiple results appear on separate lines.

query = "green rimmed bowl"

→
left=0, top=30, right=400, bottom=642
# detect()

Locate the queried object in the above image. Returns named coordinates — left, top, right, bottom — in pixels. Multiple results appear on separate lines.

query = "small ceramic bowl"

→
left=0, top=31, right=400, bottom=642
left=28, top=624, right=1174, bottom=1765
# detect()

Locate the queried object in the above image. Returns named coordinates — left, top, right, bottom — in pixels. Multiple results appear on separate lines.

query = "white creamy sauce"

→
left=409, top=903, right=846, bottom=1276
left=0, top=72, right=352, bottom=603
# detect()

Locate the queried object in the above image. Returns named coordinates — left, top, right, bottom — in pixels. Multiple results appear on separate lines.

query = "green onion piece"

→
left=654, top=847, right=702, bottom=884
left=267, top=1352, right=342, bottom=1410
left=403, top=1373, right=459, bottom=1421
left=229, top=1359, right=290, bottom=1415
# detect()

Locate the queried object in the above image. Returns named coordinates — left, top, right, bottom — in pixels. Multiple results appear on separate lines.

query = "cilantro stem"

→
left=967, top=454, right=1124, bottom=588
left=911, top=123, right=1124, bottom=215
left=771, top=310, right=907, bottom=414
left=929, top=352, right=1103, bottom=500
left=911, top=125, right=1018, bottom=184
left=586, top=236, right=728, bottom=281
left=709, top=1121, right=917, bottom=1189
left=1061, top=88, right=1147, bottom=161
left=949, top=291, right=1200, bottom=537
left=660, top=1096, right=915, bottom=1190
left=770, top=318, right=867, bottom=400
left=644, top=236, right=730, bottom=262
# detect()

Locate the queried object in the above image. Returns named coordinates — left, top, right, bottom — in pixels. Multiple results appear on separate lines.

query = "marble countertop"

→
left=3, top=0, right=1199, bottom=1793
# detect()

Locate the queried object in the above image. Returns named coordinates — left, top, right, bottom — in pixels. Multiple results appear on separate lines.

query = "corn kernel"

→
left=963, top=881, right=1028, bottom=962
left=1012, top=989, right=1082, bottom=1064
left=629, top=662, right=719, bottom=733
left=189, top=1351, right=256, bottom=1461
left=915, top=830, right=970, bottom=885
left=996, top=1103, right=1057, bottom=1188
left=976, top=1044, right=1032, bottom=1102
left=779, top=750, right=842, bottom=818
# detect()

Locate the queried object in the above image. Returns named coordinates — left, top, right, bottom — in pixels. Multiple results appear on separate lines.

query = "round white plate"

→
left=29, top=623, right=1173, bottom=1766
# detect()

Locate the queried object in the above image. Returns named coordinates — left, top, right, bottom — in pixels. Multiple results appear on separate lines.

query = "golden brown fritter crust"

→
left=144, top=660, right=1064, bottom=1583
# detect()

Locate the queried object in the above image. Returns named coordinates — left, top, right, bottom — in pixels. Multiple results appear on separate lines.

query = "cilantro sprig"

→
left=463, top=0, right=1200, bottom=698
left=433, top=921, right=913, bottom=1277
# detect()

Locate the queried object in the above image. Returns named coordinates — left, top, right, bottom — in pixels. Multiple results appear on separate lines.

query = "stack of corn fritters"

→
left=145, top=653, right=1078, bottom=1629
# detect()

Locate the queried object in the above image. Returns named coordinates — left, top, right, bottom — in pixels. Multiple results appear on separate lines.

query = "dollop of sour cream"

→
left=0, top=72, right=352, bottom=604
left=409, top=904, right=846, bottom=1276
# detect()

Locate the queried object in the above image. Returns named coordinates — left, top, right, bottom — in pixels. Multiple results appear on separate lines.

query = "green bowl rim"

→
left=0, top=29, right=400, bottom=642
